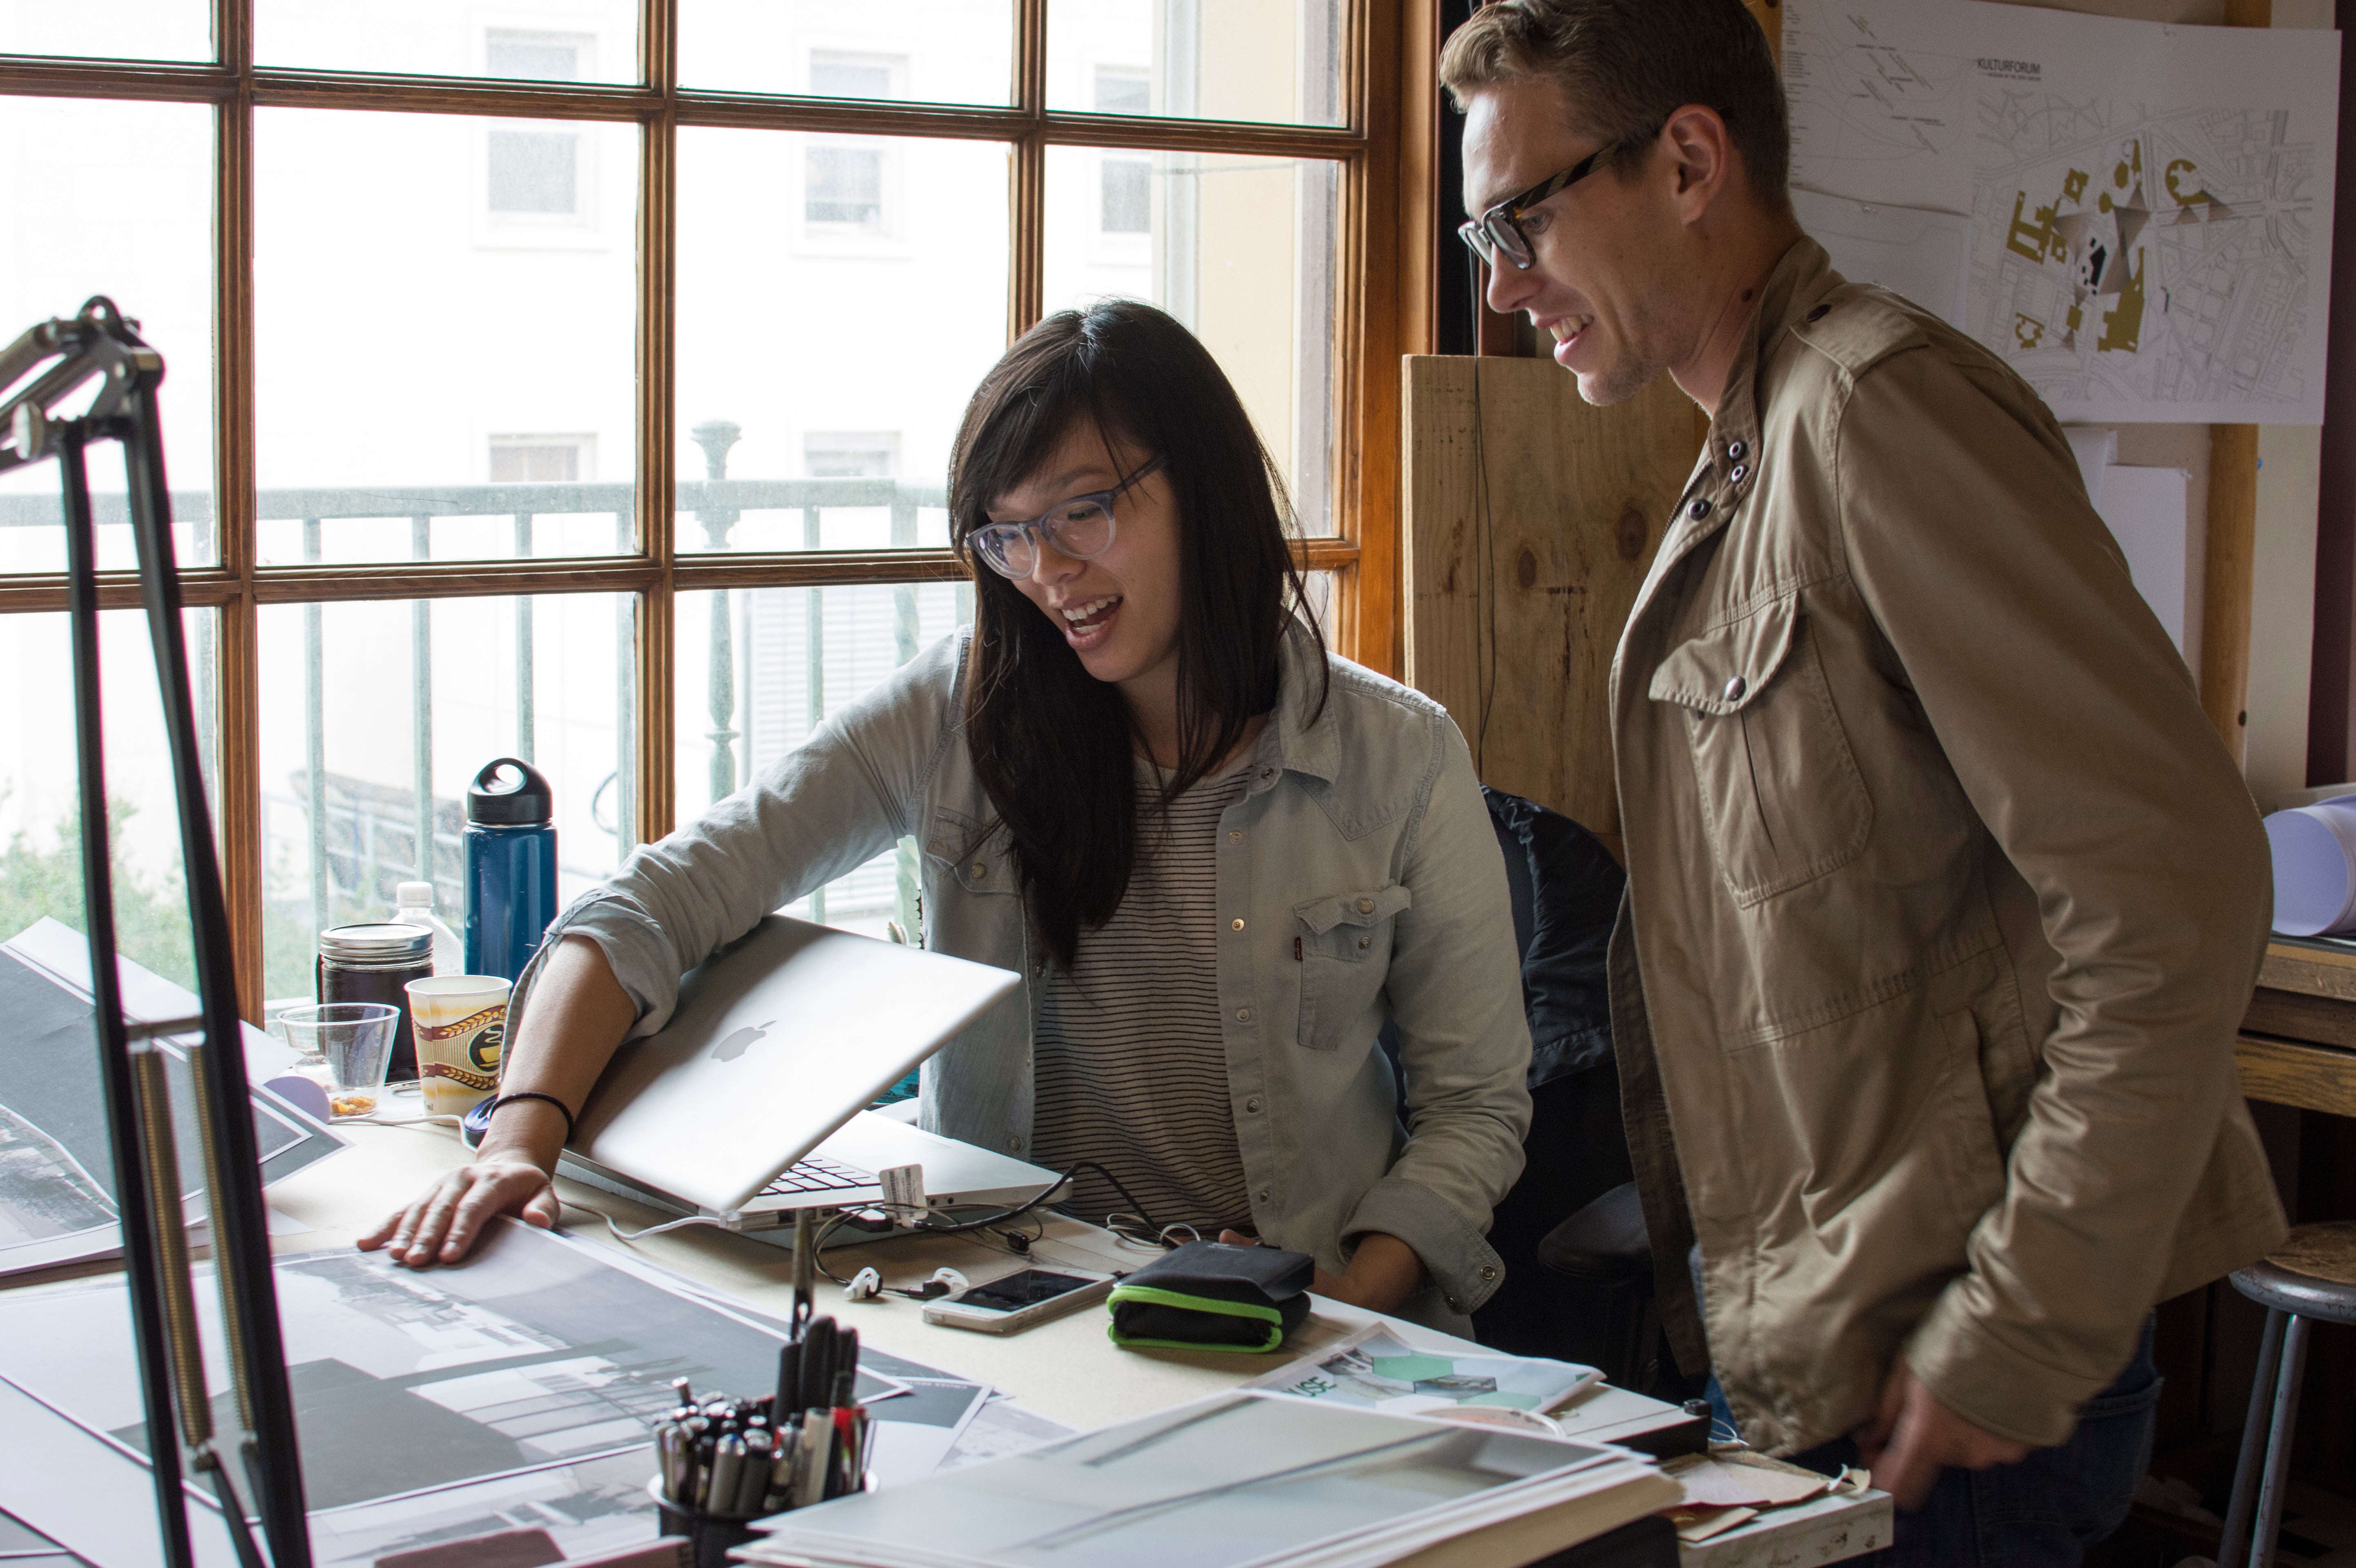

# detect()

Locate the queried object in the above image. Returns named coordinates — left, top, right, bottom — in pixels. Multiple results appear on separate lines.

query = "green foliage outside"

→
left=0, top=792, right=198, bottom=991
left=0, top=793, right=326, bottom=1001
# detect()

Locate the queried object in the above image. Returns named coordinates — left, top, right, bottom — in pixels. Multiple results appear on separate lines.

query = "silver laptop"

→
left=559, top=914, right=1053, bottom=1229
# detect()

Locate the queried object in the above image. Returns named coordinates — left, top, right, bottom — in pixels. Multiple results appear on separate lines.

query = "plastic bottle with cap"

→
left=464, top=757, right=558, bottom=982
left=390, top=880, right=464, bottom=976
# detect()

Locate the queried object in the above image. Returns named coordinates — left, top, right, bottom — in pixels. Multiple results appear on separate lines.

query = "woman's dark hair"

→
left=947, top=299, right=1326, bottom=968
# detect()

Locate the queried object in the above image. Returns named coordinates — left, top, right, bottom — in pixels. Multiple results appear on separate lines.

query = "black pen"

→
left=803, top=1317, right=834, bottom=1408
left=777, top=1341, right=802, bottom=1425
left=792, top=1208, right=815, bottom=1334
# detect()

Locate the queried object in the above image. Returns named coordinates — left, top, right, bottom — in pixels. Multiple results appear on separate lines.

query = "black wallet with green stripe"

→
left=1106, top=1240, right=1315, bottom=1352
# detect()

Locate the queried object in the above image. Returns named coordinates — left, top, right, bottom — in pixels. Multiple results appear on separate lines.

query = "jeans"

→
left=1706, top=1316, right=2159, bottom=1568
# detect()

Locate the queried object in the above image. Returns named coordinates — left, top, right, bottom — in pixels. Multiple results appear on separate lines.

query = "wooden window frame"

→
left=0, top=0, right=1432, bottom=1021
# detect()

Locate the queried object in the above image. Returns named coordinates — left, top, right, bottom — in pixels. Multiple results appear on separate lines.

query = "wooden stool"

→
left=2220, top=1223, right=2356, bottom=1568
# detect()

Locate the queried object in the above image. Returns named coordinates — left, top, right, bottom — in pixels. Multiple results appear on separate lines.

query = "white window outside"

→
left=488, top=132, right=578, bottom=214
left=809, top=50, right=901, bottom=100
left=486, top=31, right=588, bottom=81
left=804, top=145, right=886, bottom=232
left=489, top=436, right=595, bottom=483
left=485, top=32, right=595, bottom=231
left=1093, top=66, right=1149, bottom=114
left=1100, top=157, right=1150, bottom=233
left=803, top=433, right=899, bottom=479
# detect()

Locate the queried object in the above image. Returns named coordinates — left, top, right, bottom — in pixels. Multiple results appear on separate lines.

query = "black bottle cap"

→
left=467, top=757, right=553, bottom=826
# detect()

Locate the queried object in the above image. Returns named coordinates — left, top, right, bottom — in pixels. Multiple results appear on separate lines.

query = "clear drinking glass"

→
left=276, top=1002, right=400, bottom=1119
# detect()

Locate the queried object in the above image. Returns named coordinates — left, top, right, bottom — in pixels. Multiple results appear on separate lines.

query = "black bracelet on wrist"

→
left=487, top=1091, right=576, bottom=1143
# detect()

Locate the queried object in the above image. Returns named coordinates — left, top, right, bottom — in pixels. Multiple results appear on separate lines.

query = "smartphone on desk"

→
left=921, top=1266, right=1119, bottom=1335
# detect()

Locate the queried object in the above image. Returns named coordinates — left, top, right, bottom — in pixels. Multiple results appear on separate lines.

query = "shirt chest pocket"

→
left=1648, top=594, right=1872, bottom=907
left=1292, top=884, right=1411, bottom=1051
left=924, top=809, right=1016, bottom=898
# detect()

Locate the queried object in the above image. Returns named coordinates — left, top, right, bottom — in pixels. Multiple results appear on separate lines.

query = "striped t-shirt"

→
left=1029, top=758, right=1253, bottom=1235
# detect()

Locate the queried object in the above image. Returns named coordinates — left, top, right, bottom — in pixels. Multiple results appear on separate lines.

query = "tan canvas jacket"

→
left=1609, top=239, right=2287, bottom=1457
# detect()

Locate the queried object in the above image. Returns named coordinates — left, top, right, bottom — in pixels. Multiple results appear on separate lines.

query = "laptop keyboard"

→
left=758, top=1153, right=877, bottom=1197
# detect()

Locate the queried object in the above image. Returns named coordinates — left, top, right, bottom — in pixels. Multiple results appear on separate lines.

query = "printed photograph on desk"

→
left=0, top=1218, right=908, bottom=1565
left=1248, top=1322, right=1602, bottom=1420
left=0, top=917, right=345, bottom=1277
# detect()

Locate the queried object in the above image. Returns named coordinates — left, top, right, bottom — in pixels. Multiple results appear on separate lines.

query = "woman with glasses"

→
left=363, top=300, right=1535, bottom=1327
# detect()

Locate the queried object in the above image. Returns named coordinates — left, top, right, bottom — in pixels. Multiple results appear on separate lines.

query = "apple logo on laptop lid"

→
left=711, top=1019, right=775, bottom=1063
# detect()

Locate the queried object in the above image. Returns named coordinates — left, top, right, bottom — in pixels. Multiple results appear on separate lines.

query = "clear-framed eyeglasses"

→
left=967, top=454, right=1169, bottom=579
left=1456, top=137, right=1630, bottom=272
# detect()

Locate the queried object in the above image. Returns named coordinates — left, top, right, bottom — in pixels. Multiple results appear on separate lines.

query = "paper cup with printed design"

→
left=406, top=976, right=511, bottom=1115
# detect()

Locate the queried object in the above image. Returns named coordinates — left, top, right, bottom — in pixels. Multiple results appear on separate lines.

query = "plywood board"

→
left=1401, top=356, right=1699, bottom=859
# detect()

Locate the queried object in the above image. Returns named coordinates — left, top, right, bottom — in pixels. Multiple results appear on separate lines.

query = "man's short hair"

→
left=1439, top=0, right=1790, bottom=212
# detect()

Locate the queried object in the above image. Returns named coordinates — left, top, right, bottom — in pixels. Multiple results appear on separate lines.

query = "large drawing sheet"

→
left=1784, top=0, right=2339, bottom=422
left=0, top=1219, right=959, bottom=1568
left=739, top=1389, right=1660, bottom=1568
left=0, top=1501, right=94, bottom=1567
left=0, top=918, right=344, bottom=1275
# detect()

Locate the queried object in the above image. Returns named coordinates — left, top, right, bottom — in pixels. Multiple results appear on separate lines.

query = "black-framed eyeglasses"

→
left=1457, top=139, right=1626, bottom=272
left=967, top=454, right=1169, bottom=579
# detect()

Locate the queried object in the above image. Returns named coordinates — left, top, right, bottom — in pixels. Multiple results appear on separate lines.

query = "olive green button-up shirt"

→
left=1610, top=239, right=2287, bottom=1455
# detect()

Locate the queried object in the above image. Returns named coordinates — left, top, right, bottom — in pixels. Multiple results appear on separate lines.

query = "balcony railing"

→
left=1, top=450, right=949, bottom=972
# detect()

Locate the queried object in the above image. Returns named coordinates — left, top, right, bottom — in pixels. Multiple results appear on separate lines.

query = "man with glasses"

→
left=1440, top=3, right=2282, bottom=1563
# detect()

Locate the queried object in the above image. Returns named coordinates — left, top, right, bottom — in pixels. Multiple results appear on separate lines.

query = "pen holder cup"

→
left=648, top=1478, right=762, bottom=1568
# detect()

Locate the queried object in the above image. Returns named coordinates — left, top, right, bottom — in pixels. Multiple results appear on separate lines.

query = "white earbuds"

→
left=843, top=1264, right=969, bottom=1304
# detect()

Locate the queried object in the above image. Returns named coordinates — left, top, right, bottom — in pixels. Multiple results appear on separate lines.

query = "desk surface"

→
left=3, top=1106, right=1882, bottom=1567
left=206, top=1112, right=1688, bottom=1447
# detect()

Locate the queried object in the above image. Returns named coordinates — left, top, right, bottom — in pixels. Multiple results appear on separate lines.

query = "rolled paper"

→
left=2265, top=796, right=2356, bottom=936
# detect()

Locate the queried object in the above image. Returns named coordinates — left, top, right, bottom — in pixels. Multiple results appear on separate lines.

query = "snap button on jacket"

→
left=1610, top=239, right=2285, bottom=1456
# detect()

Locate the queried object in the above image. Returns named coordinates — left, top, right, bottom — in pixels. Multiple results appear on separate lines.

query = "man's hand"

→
left=1856, top=1361, right=2031, bottom=1508
left=357, top=1155, right=561, bottom=1268
left=1215, top=1229, right=1425, bottom=1315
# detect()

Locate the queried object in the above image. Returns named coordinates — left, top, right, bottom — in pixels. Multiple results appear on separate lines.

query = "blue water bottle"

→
left=463, top=757, right=558, bottom=981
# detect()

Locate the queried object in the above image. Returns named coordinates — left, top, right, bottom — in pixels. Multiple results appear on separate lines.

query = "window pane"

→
left=0, top=609, right=219, bottom=993
left=676, top=128, right=1008, bottom=553
left=1, top=0, right=210, bottom=62
left=675, top=584, right=972, bottom=939
left=1044, top=148, right=1340, bottom=536
left=0, top=99, right=216, bottom=574
left=681, top=1, right=1014, bottom=103
left=258, top=593, right=632, bottom=1008
left=1047, top=0, right=1342, bottom=126
left=256, top=3, right=639, bottom=83
left=254, top=110, right=639, bottom=566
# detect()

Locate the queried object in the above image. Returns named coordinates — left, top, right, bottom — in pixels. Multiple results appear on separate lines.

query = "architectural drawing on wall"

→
left=1783, top=0, right=2339, bottom=422
left=1790, top=188, right=1972, bottom=327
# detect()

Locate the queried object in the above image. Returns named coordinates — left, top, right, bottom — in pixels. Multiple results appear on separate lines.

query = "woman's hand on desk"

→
left=1216, top=1228, right=1425, bottom=1315
left=360, top=935, right=632, bottom=1267
left=357, top=1154, right=562, bottom=1267
left=357, top=1096, right=571, bottom=1267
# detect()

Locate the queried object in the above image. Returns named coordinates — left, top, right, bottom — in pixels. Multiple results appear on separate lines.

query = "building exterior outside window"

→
left=0, top=0, right=1363, bottom=1014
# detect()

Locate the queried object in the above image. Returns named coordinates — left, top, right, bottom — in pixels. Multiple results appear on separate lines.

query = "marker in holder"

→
left=648, top=1329, right=875, bottom=1568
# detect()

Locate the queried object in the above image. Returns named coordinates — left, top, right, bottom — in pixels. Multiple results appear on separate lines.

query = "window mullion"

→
left=633, top=0, right=679, bottom=852
left=216, top=0, right=265, bottom=1018
left=1008, top=0, right=1046, bottom=340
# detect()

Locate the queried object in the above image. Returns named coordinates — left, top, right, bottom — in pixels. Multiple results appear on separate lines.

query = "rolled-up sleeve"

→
left=1835, top=351, right=2276, bottom=1445
left=509, top=632, right=965, bottom=1041
left=1344, top=717, right=1534, bottom=1312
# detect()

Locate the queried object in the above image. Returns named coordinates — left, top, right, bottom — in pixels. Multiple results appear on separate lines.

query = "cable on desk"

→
left=559, top=1199, right=737, bottom=1244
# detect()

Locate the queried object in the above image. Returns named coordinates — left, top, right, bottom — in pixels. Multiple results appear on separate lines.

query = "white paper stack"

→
left=1246, top=1322, right=1602, bottom=1423
left=736, top=1388, right=1680, bottom=1568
